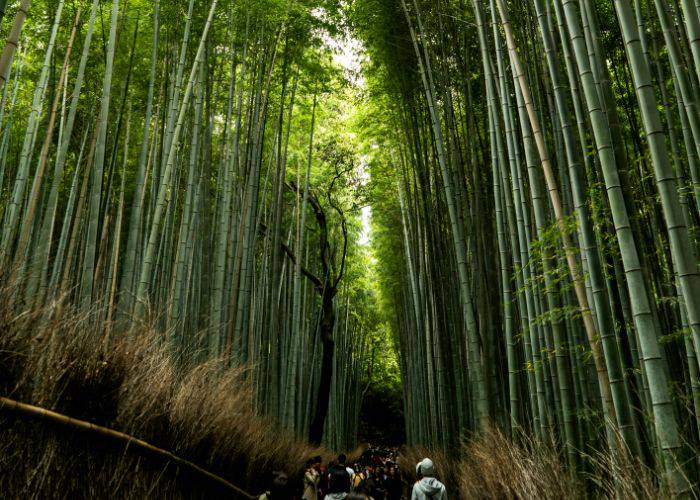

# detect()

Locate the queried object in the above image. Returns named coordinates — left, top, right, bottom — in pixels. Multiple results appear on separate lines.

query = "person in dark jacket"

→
left=326, top=455, right=352, bottom=499
left=259, top=471, right=290, bottom=500
left=386, top=467, right=403, bottom=500
left=373, top=467, right=387, bottom=500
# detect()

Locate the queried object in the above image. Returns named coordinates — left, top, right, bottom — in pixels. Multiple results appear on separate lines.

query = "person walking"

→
left=411, top=458, right=446, bottom=500
left=304, top=456, right=322, bottom=500
left=319, top=463, right=330, bottom=498
left=259, top=471, right=291, bottom=500
left=338, top=454, right=355, bottom=478
left=352, top=468, right=367, bottom=492
left=325, top=455, right=352, bottom=500
left=373, top=466, right=387, bottom=500
left=386, top=467, right=403, bottom=500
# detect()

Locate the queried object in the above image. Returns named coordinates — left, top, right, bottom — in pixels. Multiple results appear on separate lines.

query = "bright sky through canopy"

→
left=313, top=6, right=372, bottom=245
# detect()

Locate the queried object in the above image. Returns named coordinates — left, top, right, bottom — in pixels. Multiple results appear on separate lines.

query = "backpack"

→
left=352, top=471, right=366, bottom=490
left=328, top=466, right=351, bottom=493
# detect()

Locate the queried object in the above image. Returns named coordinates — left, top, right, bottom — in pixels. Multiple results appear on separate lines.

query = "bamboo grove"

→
left=3, top=0, right=700, bottom=494
left=0, top=0, right=381, bottom=452
left=352, top=0, right=700, bottom=492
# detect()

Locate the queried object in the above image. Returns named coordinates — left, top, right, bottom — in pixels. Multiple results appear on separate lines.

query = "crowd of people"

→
left=258, top=447, right=447, bottom=499
left=299, top=447, right=446, bottom=500
left=302, top=450, right=400, bottom=500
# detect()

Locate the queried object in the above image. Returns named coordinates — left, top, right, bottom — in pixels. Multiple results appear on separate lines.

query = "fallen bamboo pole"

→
left=0, top=396, right=257, bottom=499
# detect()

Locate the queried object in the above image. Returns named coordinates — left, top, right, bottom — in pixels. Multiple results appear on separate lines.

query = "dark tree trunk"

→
left=309, top=287, right=336, bottom=444
left=282, top=176, right=346, bottom=445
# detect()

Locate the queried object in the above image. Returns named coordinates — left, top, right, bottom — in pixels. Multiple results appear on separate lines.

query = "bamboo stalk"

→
left=0, top=396, right=257, bottom=499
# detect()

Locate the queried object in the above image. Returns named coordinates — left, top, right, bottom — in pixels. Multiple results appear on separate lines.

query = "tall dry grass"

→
left=0, top=281, right=328, bottom=498
left=399, top=429, right=675, bottom=499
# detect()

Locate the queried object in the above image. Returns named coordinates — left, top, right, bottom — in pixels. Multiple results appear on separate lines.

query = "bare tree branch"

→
left=258, top=221, right=323, bottom=290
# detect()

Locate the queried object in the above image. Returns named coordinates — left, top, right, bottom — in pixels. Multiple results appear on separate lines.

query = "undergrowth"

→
left=399, top=430, right=675, bottom=499
left=0, top=279, right=327, bottom=498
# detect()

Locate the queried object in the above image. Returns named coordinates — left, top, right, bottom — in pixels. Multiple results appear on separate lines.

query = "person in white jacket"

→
left=411, top=458, right=447, bottom=500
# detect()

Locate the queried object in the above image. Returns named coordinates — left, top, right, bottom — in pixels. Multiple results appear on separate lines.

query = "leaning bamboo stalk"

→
left=0, top=396, right=257, bottom=499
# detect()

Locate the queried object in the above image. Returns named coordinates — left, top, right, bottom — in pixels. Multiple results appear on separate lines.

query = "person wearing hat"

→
left=411, top=458, right=447, bottom=500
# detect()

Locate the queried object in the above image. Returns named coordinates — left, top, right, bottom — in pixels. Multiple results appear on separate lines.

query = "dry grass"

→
left=583, top=442, right=675, bottom=500
left=455, top=430, right=578, bottom=499
left=399, top=429, right=673, bottom=499
left=0, top=282, right=328, bottom=498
